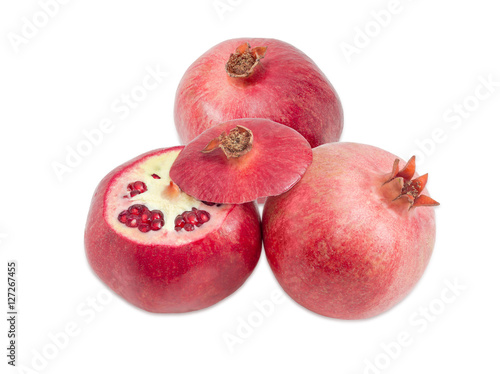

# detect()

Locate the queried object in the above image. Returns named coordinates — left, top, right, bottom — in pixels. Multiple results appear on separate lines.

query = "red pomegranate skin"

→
left=263, top=143, right=437, bottom=319
left=174, top=38, right=343, bottom=148
left=170, top=118, right=313, bottom=204
left=85, top=148, right=262, bottom=313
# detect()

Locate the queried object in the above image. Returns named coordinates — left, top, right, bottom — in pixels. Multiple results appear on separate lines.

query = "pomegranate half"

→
left=84, top=147, right=261, bottom=313
left=169, top=118, right=313, bottom=204
left=174, top=38, right=343, bottom=148
left=263, top=142, right=439, bottom=319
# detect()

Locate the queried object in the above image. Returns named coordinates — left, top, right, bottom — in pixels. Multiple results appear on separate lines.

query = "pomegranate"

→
left=170, top=118, right=313, bottom=204
left=174, top=38, right=343, bottom=148
left=84, top=147, right=262, bottom=313
left=263, top=142, right=439, bottom=319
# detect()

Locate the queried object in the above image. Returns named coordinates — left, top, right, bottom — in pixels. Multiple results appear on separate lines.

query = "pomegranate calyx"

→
left=383, top=156, right=416, bottom=184
left=201, top=125, right=253, bottom=158
left=412, top=194, right=440, bottom=208
left=226, top=42, right=267, bottom=78
left=384, top=156, right=440, bottom=210
left=396, top=155, right=416, bottom=181
left=201, top=134, right=223, bottom=153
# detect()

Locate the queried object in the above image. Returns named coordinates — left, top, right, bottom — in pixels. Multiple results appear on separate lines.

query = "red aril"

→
left=174, top=38, right=343, bottom=148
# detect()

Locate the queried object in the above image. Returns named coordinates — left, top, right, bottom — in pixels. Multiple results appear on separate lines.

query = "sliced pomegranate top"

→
left=104, top=148, right=232, bottom=244
left=169, top=118, right=313, bottom=204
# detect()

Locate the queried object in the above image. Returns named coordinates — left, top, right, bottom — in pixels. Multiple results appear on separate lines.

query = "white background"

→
left=1, top=0, right=499, bottom=373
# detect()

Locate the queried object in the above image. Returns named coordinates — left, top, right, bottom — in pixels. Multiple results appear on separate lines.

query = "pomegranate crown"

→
left=201, top=125, right=254, bottom=159
left=225, top=42, right=268, bottom=78
left=384, top=156, right=440, bottom=210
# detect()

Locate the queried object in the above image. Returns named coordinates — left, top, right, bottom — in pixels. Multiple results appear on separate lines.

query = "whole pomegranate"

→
left=85, top=147, right=261, bottom=313
left=263, top=142, right=439, bottom=319
left=174, top=38, right=343, bottom=148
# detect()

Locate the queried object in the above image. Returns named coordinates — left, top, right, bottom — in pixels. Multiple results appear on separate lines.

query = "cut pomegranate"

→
left=84, top=147, right=262, bottom=313
left=263, top=142, right=439, bottom=319
left=169, top=118, right=313, bottom=204
left=174, top=38, right=343, bottom=148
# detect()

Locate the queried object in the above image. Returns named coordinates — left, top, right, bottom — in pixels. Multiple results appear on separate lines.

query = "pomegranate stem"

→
left=202, top=125, right=254, bottom=159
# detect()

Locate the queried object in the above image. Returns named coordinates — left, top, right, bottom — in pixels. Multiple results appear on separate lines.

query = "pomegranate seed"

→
left=151, top=219, right=164, bottom=231
left=196, top=210, right=210, bottom=223
left=152, top=174, right=161, bottom=179
left=138, top=223, right=151, bottom=233
left=184, top=211, right=198, bottom=225
left=128, top=204, right=144, bottom=215
left=126, top=215, right=139, bottom=228
left=127, top=183, right=134, bottom=191
left=150, top=210, right=164, bottom=220
left=133, top=181, right=147, bottom=193
left=184, top=223, right=195, bottom=232
left=141, top=210, right=151, bottom=223
left=118, top=211, right=128, bottom=223
left=174, top=215, right=185, bottom=228
left=174, top=208, right=212, bottom=231
left=130, top=190, right=140, bottom=197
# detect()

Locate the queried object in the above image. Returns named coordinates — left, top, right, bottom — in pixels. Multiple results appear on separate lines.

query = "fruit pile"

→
left=84, top=38, right=439, bottom=319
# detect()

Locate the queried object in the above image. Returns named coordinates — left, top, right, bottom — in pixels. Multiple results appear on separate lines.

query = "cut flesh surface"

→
left=104, top=148, right=232, bottom=245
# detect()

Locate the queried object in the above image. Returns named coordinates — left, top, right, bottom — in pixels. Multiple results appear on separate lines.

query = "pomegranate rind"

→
left=169, top=118, right=313, bottom=204
left=84, top=147, right=262, bottom=313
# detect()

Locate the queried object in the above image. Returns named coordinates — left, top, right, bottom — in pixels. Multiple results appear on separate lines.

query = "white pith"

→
left=105, top=149, right=230, bottom=245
